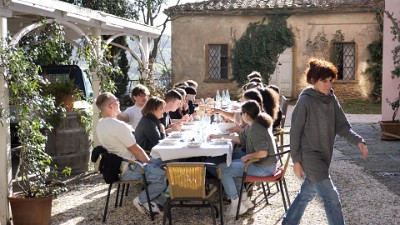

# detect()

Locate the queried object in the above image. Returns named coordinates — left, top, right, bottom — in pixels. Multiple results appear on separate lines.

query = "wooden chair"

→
left=102, top=159, right=154, bottom=222
left=163, top=162, right=224, bottom=225
left=236, top=146, right=291, bottom=220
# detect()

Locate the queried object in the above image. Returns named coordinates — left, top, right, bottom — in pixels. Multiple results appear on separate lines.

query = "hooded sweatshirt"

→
left=290, top=87, right=364, bottom=183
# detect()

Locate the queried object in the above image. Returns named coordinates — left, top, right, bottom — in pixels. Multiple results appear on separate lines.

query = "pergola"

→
left=0, top=0, right=161, bottom=223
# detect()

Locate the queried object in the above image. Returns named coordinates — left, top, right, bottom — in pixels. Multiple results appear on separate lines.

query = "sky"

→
left=156, top=0, right=202, bottom=35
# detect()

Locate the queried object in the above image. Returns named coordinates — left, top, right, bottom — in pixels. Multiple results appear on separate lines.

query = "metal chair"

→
left=163, top=162, right=224, bottom=225
left=236, top=147, right=291, bottom=220
left=102, top=158, right=154, bottom=222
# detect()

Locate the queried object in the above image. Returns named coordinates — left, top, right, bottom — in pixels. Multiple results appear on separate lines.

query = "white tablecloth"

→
left=151, top=141, right=233, bottom=166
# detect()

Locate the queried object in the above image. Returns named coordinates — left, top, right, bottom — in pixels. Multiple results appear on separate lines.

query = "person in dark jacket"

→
left=135, top=97, right=166, bottom=151
left=282, top=59, right=369, bottom=225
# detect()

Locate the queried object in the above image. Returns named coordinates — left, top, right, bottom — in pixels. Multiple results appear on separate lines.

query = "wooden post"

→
left=0, top=13, right=12, bottom=225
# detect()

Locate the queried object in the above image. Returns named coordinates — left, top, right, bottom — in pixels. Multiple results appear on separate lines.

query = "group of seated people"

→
left=95, top=74, right=285, bottom=218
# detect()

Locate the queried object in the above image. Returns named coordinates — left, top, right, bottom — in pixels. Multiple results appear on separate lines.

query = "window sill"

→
left=335, top=80, right=358, bottom=84
left=203, top=78, right=234, bottom=83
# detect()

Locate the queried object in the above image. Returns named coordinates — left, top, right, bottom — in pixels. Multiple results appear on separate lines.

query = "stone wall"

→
left=171, top=11, right=379, bottom=101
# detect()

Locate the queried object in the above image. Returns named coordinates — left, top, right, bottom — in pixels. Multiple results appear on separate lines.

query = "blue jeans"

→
left=282, top=176, right=345, bottom=225
left=219, top=159, right=276, bottom=200
left=120, top=158, right=167, bottom=205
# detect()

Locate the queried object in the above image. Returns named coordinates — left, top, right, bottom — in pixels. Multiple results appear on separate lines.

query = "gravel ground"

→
left=51, top=149, right=400, bottom=225
left=50, top=110, right=399, bottom=224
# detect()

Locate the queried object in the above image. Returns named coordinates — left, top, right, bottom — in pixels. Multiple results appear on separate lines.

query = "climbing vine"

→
left=365, top=12, right=383, bottom=100
left=231, top=15, right=294, bottom=86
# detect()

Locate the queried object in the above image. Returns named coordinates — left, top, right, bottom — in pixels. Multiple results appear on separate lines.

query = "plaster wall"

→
left=382, top=0, right=400, bottom=121
left=171, top=11, right=379, bottom=100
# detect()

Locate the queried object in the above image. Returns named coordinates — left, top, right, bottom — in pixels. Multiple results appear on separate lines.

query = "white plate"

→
left=159, top=139, right=178, bottom=145
left=187, top=142, right=202, bottom=148
left=181, top=125, right=193, bottom=131
left=184, top=122, right=196, bottom=125
left=169, top=132, right=183, bottom=138
left=210, top=138, right=228, bottom=144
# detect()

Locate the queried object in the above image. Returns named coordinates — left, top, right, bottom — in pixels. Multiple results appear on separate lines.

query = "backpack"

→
left=92, top=146, right=123, bottom=184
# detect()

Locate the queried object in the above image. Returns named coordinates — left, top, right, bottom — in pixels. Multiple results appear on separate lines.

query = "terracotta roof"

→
left=166, top=0, right=383, bottom=14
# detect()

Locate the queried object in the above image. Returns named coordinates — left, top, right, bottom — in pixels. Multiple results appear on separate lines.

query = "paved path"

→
left=285, top=105, right=400, bottom=196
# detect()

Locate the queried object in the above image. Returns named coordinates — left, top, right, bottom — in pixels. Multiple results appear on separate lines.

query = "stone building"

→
left=166, top=0, right=383, bottom=100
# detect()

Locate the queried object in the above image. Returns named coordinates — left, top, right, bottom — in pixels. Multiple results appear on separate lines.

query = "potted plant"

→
left=380, top=90, right=400, bottom=140
left=43, top=78, right=82, bottom=112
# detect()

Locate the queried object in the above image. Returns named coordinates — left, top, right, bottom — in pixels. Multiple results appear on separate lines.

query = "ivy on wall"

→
left=306, top=29, right=345, bottom=61
left=365, top=12, right=383, bottom=100
left=231, top=15, right=294, bottom=86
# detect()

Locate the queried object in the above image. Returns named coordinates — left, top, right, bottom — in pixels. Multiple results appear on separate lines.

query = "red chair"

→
left=236, top=146, right=291, bottom=220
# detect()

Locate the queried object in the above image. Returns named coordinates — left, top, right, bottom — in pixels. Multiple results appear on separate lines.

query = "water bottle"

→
left=221, top=90, right=226, bottom=101
left=216, top=89, right=221, bottom=102
left=226, top=89, right=230, bottom=101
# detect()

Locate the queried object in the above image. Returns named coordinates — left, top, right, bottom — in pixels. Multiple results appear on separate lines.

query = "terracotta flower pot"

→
left=379, top=121, right=400, bottom=141
left=8, top=194, right=53, bottom=225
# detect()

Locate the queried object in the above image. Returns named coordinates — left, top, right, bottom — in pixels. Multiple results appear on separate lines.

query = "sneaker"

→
left=133, top=196, right=161, bottom=215
left=225, top=199, right=248, bottom=219
left=242, top=197, right=255, bottom=209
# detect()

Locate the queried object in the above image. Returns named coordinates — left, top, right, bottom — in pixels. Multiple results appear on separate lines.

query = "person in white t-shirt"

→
left=117, top=84, right=150, bottom=129
left=96, top=92, right=166, bottom=215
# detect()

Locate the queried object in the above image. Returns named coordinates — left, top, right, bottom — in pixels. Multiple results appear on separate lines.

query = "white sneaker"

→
left=242, top=197, right=255, bottom=209
left=225, top=198, right=248, bottom=219
left=133, top=196, right=161, bottom=215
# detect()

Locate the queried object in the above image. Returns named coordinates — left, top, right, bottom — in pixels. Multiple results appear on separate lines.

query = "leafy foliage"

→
left=231, top=16, right=294, bottom=86
left=364, top=13, right=383, bottom=100
left=77, top=38, right=120, bottom=93
left=20, top=22, right=73, bottom=66
left=0, top=38, right=69, bottom=197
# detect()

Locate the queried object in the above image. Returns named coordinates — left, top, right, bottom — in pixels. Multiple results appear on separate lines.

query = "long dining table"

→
left=150, top=121, right=234, bottom=166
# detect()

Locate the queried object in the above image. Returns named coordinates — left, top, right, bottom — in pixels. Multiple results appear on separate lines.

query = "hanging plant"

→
left=231, top=15, right=294, bottom=86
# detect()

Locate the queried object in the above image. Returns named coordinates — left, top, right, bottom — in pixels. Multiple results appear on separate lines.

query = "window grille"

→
left=208, top=44, right=228, bottom=79
left=332, top=42, right=355, bottom=80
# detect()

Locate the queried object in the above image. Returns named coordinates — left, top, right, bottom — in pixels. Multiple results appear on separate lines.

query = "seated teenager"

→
left=268, top=84, right=283, bottom=130
left=169, top=88, right=188, bottom=120
left=209, top=100, right=278, bottom=218
left=257, top=86, right=280, bottom=130
left=135, top=97, right=167, bottom=151
left=95, top=92, right=167, bottom=215
left=117, top=84, right=150, bottom=130
left=184, top=86, right=197, bottom=115
left=160, top=89, right=189, bottom=135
